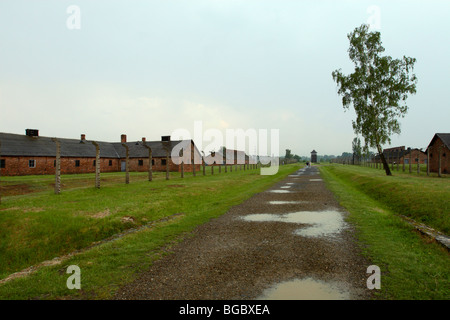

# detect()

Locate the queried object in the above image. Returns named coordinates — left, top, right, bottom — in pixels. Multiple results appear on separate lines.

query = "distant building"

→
left=425, top=133, right=450, bottom=174
left=0, top=130, right=201, bottom=176
left=203, top=148, right=251, bottom=165
left=373, top=146, right=427, bottom=166
left=373, top=146, right=404, bottom=164
left=311, top=150, right=317, bottom=163
left=399, top=148, right=427, bottom=165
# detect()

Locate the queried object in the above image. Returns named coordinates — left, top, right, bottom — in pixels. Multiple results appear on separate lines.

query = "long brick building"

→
left=0, top=130, right=201, bottom=176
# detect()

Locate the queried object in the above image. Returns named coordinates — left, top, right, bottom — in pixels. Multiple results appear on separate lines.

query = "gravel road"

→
left=115, top=166, right=373, bottom=300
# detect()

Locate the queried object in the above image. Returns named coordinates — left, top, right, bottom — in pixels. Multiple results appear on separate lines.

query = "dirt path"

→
left=115, top=166, right=373, bottom=300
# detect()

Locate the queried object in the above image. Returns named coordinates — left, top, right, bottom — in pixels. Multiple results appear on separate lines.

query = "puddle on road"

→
left=241, top=210, right=346, bottom=238
left=267, top=190, right=293, bottom=193
left=309, top=179, right=323, bottom=181
left=280, top=186, right=291, bottom=189
left=268, top=201, right=308, bottom=205
left=258, top=278, right=350, bottom=300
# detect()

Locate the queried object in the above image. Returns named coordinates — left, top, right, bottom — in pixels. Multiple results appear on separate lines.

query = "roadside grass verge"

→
left=321, top=164, right=449, bottom=234
left=0, top=164, right=301, bottom=299
left=320, top=164, right=449, bottom=300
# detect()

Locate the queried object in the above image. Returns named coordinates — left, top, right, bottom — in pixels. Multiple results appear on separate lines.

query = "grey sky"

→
left=0, top=0, right=449, bottom=157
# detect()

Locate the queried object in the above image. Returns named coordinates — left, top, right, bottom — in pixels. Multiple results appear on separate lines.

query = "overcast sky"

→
left=0, top=0, right=449, bottom=157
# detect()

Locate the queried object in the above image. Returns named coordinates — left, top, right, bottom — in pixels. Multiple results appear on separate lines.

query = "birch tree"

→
left=332, top=24, right=417, bottom=175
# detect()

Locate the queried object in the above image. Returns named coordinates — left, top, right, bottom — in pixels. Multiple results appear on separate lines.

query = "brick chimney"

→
left=142, top=137, right=146, bottom=142
left=121, top=134, right=127, bottom=143
left=161, top=135, right=171, bottom=142
left=26, top=129, right=39, bottom=137
left=81, top=134, right=86, bottom=141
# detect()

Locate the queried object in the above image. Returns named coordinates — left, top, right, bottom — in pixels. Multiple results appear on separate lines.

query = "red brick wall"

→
left=399, top=150, right=428, bottom=165
left=126, top=158, right=201, bottom=173
left=0, top=140, right=203, bottom=176
left=0, top=156, right=120, bottom=176
left=427, top=138, right=449, bottom=174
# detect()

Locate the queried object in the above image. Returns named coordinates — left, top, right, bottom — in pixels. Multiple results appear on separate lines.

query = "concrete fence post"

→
left=0, top=139, right=2, bottom=204
left=143, top=142, right=153, bottom=181
left=409, top=148, right=412, bottom=174
left=91, top=141, right=101, bottom=188
left=402, top=152, right=405, bottom=172
left=396, top=151, right=400, bottom=171
left=180, top=149, right=184, bottom=179
left=164, top=142, right=170, bottom=180
left=417, top=152, right=420, bottom=175
left=52, top=138, right=61, bottom=194
left=122, top=143, right=130, bottom=184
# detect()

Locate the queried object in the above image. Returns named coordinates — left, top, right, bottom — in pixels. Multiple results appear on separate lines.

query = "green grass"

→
left=321, top=164, right=449, bottom=234
left=0, top=163, right=301, bottom=299
left=320, top=164, right=449, bottom=300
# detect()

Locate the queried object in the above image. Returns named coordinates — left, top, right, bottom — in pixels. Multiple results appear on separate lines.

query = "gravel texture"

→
left=115, top=166, right=373, bottom=300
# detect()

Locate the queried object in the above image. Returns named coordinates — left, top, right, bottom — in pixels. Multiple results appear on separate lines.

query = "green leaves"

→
left=332, top=24, right=418, bottom=175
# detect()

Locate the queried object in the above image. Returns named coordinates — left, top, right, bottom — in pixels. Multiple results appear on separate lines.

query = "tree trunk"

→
left=377, top=146, right=392, bottom=176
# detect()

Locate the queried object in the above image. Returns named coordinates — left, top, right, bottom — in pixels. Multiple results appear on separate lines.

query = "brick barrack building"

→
left=426, top=133, right=450, bottom=174
left=0, top=130, right=202, bottom=176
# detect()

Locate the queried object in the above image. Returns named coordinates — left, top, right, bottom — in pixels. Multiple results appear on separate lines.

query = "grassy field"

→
left=0, top=163, right=302, bottom=299
left=320, top=164, right=449, bottom=300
